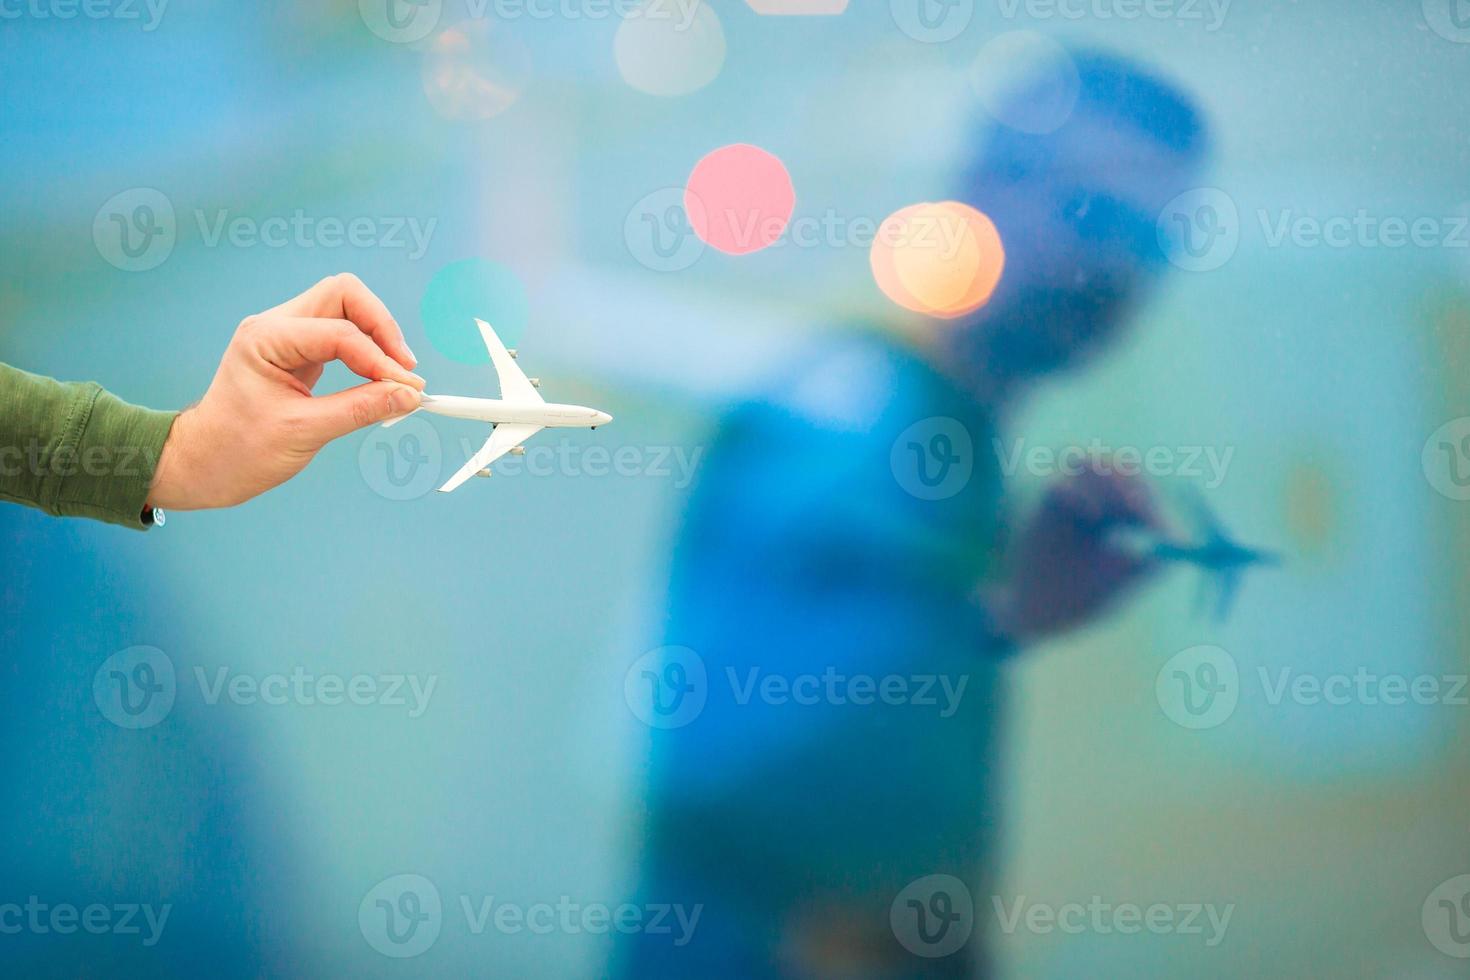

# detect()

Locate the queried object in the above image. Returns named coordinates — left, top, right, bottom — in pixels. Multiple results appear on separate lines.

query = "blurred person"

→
left=617, top=51, right=1210, bottom=977
left=0, top=274, right=423, bottom=528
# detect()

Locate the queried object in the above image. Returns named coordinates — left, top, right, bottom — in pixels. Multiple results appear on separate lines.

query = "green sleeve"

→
left=0, top=362, right=178, bottom=530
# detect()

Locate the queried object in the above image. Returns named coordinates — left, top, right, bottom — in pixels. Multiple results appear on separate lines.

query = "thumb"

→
left=298, top=380, right=421, bottom=447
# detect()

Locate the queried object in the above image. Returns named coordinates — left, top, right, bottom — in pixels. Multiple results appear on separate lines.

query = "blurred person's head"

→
left=945, top=48, right=1210, bottom=394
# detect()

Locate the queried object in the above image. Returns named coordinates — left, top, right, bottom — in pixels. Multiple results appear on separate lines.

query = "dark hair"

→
left=972, top=48, right=1210, bottom=183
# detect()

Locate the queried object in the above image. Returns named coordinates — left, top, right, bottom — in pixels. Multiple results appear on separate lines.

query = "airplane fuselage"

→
left=418, top=394, right=611, bottom=428
left=1154, top=541, right=1279, bottom=572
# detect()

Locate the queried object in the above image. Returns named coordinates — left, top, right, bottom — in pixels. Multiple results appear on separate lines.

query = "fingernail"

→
left=389, top=385, right=420, bottom=414
left=404, top=344, right=418, bottom=368
left=406, top=372, right=426, bottom=390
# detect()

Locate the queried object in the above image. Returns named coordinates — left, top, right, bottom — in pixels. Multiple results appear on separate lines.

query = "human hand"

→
left=987, top=463, right=1162, bottom=644
left=147, top=274, right=425, bottom=510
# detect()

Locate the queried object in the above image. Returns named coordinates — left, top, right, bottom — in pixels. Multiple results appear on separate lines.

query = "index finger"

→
left=264, top=273, right=417, bottom=370
left=248, top=316, right=424, bottom=390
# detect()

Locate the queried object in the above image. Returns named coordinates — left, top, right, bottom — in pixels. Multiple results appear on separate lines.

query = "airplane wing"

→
left=1193, top=574, right=1212, bottom=618
left=1214, top=569, right=1241, bottom=621
left=476, top=318, right=542, bottom=404
left=1178, top=483, right=1224, bottom=540
left=437, top=422, right=544, bottom=493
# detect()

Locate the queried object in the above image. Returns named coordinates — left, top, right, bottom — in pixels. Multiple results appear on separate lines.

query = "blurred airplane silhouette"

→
left=1114, top=486, right=1280, bottom=619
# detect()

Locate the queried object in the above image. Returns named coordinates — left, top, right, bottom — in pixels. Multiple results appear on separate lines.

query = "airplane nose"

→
left=596, top=411, right=613, bottom=425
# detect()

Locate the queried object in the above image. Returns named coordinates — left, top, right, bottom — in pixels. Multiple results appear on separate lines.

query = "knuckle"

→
left=333, top=271, right=363, bottom=291
left=349, top=395, right=380, bottom=431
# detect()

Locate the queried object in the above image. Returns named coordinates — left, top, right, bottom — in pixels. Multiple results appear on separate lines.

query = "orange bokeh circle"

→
left=870, top=201, right=1005, bottom=319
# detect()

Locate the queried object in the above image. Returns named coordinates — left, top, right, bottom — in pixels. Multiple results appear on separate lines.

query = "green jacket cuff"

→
left=52, top=387, right=178, bottom=529
left=0, top=364, right=178, bottom=530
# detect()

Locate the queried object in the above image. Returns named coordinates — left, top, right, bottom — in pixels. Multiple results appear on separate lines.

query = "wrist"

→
left=977, top=586, right=1027, bottom=653
left=148, top=408, right=203, bottom=510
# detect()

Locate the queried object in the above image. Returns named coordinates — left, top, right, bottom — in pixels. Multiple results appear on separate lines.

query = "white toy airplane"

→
left=384, top=318, right=612, bottom=493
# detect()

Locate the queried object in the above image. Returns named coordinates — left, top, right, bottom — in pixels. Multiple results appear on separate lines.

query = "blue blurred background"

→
left=3, top=0, right=1470, bottom=976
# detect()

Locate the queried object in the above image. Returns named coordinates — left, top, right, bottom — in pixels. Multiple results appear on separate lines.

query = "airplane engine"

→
left=509, top=446, right=526, bottom=456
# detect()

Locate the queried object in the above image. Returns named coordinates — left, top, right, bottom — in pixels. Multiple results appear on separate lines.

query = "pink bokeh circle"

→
left=684, top=144, right=795, bottom=256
